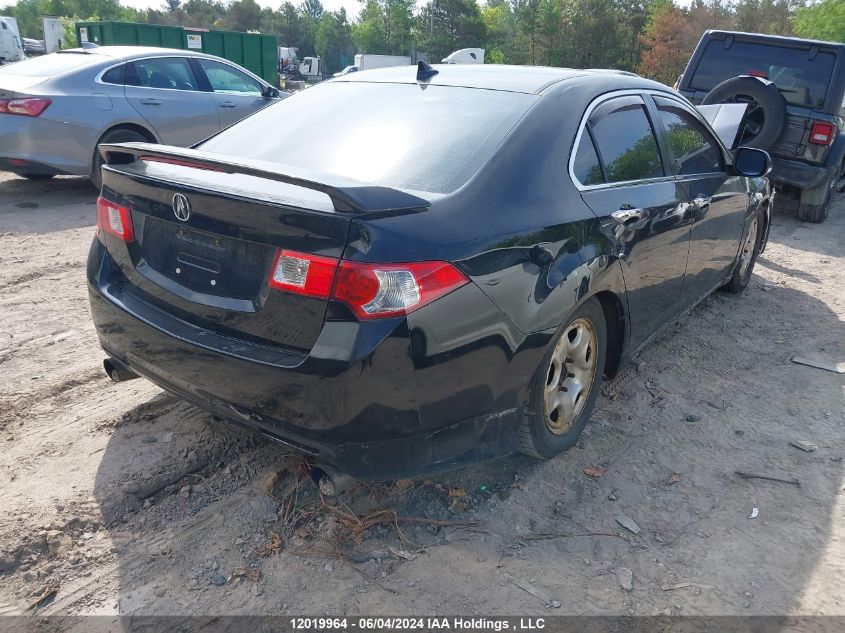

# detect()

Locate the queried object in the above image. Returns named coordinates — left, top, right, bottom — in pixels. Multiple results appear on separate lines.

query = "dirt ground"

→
left=0, top=170, right=843, bottom=618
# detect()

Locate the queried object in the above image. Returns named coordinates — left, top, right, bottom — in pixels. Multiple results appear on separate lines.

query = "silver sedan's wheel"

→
left=543, top=318, right=599, bottom=435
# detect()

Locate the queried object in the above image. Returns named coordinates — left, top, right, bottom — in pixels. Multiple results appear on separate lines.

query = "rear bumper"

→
left=0, top=112, right=94, bottom=176
left=769, top=156, right=837, bottom=191
left=87, top=238, right=520, bottom=479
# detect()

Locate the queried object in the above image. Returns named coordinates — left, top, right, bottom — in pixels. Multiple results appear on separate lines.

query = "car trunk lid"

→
left=97, top=143, right=430, bottom=352
left=0, top=74, right=49, bottom=98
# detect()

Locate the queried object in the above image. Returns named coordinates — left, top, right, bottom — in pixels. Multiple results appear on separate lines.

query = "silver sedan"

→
left=0, top=46, right=285, bottom=186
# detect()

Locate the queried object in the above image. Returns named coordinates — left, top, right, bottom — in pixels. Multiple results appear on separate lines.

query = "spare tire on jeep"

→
left=702, top=76, right=786, bottom=150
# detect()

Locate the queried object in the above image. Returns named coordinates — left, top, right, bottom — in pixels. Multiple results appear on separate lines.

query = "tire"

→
left=91, top=128, right=150, bottom=190
left=519, top=298, right=607, bottom=460
left=722, top=207, right=765, bottom=294
left=20, top=174, right=55, bottom=181
left=798, top=181, right=832, bottom=223
left=702, top=76, right=786, bottom=150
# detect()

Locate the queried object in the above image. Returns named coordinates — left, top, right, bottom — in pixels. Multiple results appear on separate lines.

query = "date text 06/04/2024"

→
left=289, top=618, right=548, bottom=631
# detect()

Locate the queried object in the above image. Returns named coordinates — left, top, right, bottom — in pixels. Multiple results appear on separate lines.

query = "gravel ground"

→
left=0, top=170, right=843, bottom=617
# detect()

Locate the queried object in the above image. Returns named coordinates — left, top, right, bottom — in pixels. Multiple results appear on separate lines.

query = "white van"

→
left=0, top=16, right=25, bottom=64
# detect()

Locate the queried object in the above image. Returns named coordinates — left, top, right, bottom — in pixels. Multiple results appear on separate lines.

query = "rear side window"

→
left=572, top=132, right=604, bottom=185
left=126, top=57, right=198, bottom=91
left=587, top=98, right=664, bottom=184
left=199, top=82, right=534, bottom=194
left=690, top=40, right=836, bottom=109
left=654, top=97, right=723, bottom=175
left=101, top=64, right=125, bottom=85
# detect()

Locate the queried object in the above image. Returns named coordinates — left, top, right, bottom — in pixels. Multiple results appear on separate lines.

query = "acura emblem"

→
left=172, top=193, right=191, bottom=221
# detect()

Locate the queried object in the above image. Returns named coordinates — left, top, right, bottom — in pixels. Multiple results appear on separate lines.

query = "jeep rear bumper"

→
left=770, top=156, right=838, bottom=191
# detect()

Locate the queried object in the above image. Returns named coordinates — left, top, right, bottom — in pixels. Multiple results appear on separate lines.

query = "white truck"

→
left=0, top=16, right=24, bottom=65
left=278, top=46, right=298, bottom=70
left=353, top=54, right=425, bottom=72
left=442, top=48, right=485, bottom=64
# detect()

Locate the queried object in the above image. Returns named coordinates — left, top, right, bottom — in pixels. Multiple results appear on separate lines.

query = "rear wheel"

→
left=722, top=208, right=764, bottom=293
left=519, top=299, right=606, bottom=460
left=91, top=128, right=150, bottom=191
left=797, top=182, right=832, bottom=223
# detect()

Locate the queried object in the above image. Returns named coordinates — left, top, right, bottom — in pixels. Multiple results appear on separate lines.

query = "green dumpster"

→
left=75, top=21, right=279, bottom=86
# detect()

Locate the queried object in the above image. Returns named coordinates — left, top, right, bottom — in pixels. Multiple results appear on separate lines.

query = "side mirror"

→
left=733, top=147, right=772, bottom=178
left=263, top=86, right=280, bottom=98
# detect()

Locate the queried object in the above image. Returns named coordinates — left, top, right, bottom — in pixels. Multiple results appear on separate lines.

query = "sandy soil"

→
left=0, top=170, right=843, bottom=618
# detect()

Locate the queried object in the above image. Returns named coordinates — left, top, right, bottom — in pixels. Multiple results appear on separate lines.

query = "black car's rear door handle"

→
left=140, top=98, right=162, bottom=106
left=611, top=206, right=645, bottom=224
left=219, top=102, right=238, bottom=108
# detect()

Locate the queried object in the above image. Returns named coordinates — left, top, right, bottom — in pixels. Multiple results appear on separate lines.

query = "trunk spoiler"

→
left=99, top=142, right=431, bottom=215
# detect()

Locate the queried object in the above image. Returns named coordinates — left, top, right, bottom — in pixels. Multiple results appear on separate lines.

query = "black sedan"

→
left=87, top=63, right=772, bottom=481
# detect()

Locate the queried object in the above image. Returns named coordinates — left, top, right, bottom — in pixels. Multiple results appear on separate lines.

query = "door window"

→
left=587, top=97, right=664, bottom=184
left=197, top=59, right=262, bottom=95
left=126, top=57, right=199, bottom=91
left=654, top=96, right=724, bottom=175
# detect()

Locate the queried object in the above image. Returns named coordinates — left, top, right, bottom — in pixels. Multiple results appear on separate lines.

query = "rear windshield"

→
left=0, top=52, right=102, bottom=77
left=199, top=82, right=535, bottom=194
left=690, top=39, right=836, bottom=109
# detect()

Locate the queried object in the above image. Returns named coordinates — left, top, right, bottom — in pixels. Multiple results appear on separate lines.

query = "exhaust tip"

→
left=310, top=464, right=356, bottom=497
left=103, top=358, right=139, bottom=383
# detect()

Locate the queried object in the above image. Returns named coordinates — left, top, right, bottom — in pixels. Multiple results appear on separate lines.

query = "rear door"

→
left=124, top=56, right=219, bottom=146
left=573, top=94, right=692, bottom=348
left=192, top=57, right=271, bottom=129
left=650, top=94, right=748, bottom=303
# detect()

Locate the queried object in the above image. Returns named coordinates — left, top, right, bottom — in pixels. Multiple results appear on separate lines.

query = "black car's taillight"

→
left=269, top=249, right=468, bottom=319
left=97, top=197, right=135, bottom=242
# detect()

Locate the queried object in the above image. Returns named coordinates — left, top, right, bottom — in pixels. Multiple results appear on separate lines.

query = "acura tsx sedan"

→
left=88, top=63, right=772, bottom=480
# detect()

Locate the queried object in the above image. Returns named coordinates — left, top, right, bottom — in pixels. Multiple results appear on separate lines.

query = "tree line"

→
left=3, top=0, right=842, bottom=78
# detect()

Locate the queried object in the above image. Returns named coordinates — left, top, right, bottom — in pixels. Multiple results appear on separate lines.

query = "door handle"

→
left=611, top=206, right=645, bottom=224
left=219, top=102, right=237, bottom=108
left=140, top=98, right=162, bottom=106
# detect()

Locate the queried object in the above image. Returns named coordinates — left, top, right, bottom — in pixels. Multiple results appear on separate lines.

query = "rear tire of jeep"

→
left=702, top=76, right=786, bottom=150
left=91, top=128, right=150, bottom=191
left=798, top=183, right=831, bottom=223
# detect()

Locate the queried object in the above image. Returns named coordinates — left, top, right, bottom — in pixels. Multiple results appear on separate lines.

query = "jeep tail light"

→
left=97, top=197, right=134, bottom=242
left=268, top=250, right=469, bottom=319
left=809, top=121, right=835, bottom=145
left=0, top=98, right=51, bottom=117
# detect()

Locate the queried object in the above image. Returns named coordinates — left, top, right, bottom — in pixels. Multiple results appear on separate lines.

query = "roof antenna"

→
left=416, top=61, right=438, bottom=82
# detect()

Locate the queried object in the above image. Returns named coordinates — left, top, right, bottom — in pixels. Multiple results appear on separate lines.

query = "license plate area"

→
left=141, top=216, right=273, bottom=301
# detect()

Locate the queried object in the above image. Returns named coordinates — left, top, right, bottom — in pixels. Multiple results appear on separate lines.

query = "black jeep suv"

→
left=677, top=30, right=844, bottom=222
